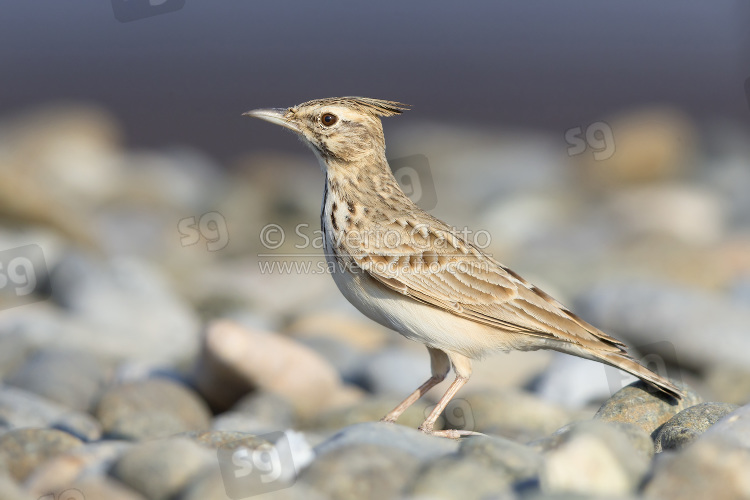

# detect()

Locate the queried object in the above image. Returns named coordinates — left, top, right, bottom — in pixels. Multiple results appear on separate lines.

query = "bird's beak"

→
left=242, top=108, right=299, bottom=133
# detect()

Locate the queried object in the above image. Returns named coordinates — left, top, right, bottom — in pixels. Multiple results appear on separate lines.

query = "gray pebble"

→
left=594, top=380, right=702, bottom=435
left=410, top=435, right=542, bottom=499
left=644, top=437, right=750, bottom=500
left=462, top=390, right=572, bottom=442
left=0, top=385, right=102, bottom=442
left=314, top=422, right=458, bottom=463
left=111, top=438, right=212, bottom=500
left=654, top=402, right=739, bottom=452
left=701, top=403, right=750, bottom=449
left=96, top=379, right=211, bottom=441
left=532, top=420, right=654, bottom=462
left=4, top=348, right=110, bottom=413
left=300, top=443, right=421, bottom=500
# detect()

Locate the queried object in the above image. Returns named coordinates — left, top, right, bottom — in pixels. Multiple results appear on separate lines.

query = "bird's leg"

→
left=381, top=347, right=449, bottom=423
left=419, top=352, right=483, bottom=439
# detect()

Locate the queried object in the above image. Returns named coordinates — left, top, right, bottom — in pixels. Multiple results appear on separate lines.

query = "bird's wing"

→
left=340, top=215, right=626, bottom=352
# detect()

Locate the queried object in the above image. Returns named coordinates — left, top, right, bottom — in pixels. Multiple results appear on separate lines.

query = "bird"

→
left=244, top=97, right=683, bottom=438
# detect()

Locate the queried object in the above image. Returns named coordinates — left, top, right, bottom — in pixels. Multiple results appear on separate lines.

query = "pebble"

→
left=4, top=348, right=110, bottom=413
left=593, top=380, right=702, bottom=435
left=532, top=420, right=654, bottom=462
left=305, top=396, right=427, bottom=432
left=25, top=441, right=132, bottom=496
left=644, top=437, right=750, bottom=500
left=314, top=422, right=458, bottom=463
left=654, top=402, right=740, bottom=452
left=192, top=320, right=359, bottom=416
left=299, top=443, right=421, bottom=500
left=461, top=390, right=572, bottom=442
left=701, top=403, right=750, bottom=449
left=0, top=428, right=83, bottom=482
left=95, top=379, right=212, bottom=440
left=540, top=421, right=652, bottom=495
left=410, top=435, right=542, bottom=499
left=51, top=477, right=147, bottom=500
left=110, top=438, right=212, bottom=500
left=50, top=254, right=201, bottom=366
left=0, top=385, right=102, bottom=442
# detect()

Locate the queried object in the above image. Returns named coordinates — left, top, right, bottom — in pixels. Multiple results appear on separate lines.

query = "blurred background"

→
left=0, top=2, right=749, bottom=498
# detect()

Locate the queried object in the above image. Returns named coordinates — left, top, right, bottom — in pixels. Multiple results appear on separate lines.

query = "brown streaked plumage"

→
left=245, top=97, right=683, bottom=439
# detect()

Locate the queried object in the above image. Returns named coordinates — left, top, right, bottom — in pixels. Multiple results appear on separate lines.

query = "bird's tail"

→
left=586, top=349, right=684, bottom=400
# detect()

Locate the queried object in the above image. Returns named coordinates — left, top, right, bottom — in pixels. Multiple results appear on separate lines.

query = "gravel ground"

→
left=0, top=105, right=749, bottom=500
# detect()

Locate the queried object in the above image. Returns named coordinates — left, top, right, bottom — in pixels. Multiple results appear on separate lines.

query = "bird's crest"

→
left=297, top=97, right=410, bottom=117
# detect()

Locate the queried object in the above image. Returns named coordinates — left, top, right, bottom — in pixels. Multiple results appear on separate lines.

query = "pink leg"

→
left=381, top=347, right=450, bottom=423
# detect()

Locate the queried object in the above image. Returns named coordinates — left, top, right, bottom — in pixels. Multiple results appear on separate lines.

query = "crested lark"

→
left=245, top=97, right=683, bottom=438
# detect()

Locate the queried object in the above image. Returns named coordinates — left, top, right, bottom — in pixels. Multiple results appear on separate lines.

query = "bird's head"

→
left=244, top=97, right=409, bottom=166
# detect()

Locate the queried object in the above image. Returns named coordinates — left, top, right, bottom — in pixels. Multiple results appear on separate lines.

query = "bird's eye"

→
left=321, top=113, right=338, bottom=127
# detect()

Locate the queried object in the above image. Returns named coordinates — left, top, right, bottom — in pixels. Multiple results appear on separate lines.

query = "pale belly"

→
left=322, top=245, right=515, bottom=359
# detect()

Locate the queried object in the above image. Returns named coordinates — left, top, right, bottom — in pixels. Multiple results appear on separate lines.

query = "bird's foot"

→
left=379, top=415, right=397, bottom=424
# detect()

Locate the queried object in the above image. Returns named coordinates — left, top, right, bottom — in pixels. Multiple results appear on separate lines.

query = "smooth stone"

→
left=231, top=391, right=296, bottom=428
left=178, top=465, right=327, bottom=500
left=654, top=402, right=740, bottom=452
left=179, top=430, right=265, bottom=450
left=0, top=472, right=33, bottom=500
left=540, top=421, right=652, bottom=496
left=111, top=438, right=212, bottom=500
left=593, top=380, right=701, bottom=435
left=46, top=477, right=147, bottom=500
left=462, top=390, right=572, bottom=442
left=299, top=443, right=421, bottom=500
left=410, top=435, right=542, bottom=499
left=531, top=420, right=654, bottom=462
left=96, top=379, right=211, bottom=440
left=0, top=428, right=83, bottom=482
left=701, top=403, right=750, bottom=449
left=644, top=437, right=750, bottom=500
left=192, top=320, right=356, bottom=416
left=50, top=255, right=201, bottom=366
left=4, top=348, right=110, bottom=413
left=314, top=422, right=458, bottom=463
left=25, top=441, right=132, bottom=496
left=0, top=386, right=102, bottom=442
